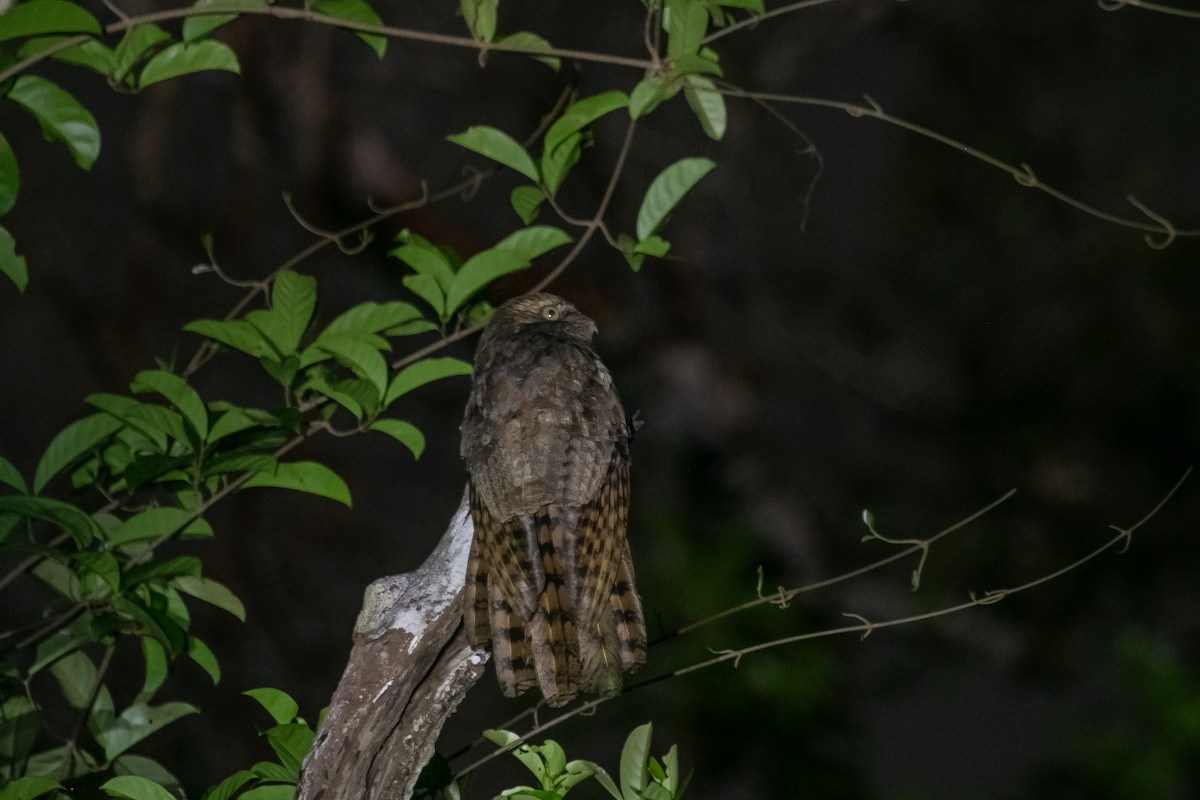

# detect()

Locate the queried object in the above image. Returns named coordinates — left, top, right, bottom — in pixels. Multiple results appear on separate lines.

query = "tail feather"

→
left=611, top=542, right=647, bottom=671
left=488, top=595, right=537, bottom=698
left=529, top=510, right=581, bottom=707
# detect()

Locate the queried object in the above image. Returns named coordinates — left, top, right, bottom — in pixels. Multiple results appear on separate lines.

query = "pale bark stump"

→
left=296, top=489, right=487, bottom=800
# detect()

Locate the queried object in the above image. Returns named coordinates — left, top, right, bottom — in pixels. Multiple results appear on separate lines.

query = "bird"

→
left=460, top=292, right=646, bottom=707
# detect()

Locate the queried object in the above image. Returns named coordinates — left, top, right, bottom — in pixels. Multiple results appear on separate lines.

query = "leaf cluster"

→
left=0, top=0, right=765, bottom=796
left=447, top=723, right=689, bottom=800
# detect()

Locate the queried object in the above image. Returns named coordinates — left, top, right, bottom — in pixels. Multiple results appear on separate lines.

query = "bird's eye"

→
left=542, top=306, right=559, bottom=320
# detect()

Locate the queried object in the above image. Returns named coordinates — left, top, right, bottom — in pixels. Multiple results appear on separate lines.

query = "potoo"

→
left=461, top=292, right=646, bottom=707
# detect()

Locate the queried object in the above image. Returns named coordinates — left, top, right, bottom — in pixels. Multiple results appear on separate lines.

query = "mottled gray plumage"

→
left=461, top=293, right=646, bottom=707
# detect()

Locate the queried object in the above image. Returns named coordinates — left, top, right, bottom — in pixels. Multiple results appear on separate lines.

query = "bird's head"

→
left=484, top=292, right=599, bottom=344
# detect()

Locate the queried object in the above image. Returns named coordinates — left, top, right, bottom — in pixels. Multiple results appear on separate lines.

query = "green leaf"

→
left=112, top=756, right=183, bottom=797
left=87, top=394, right=188, bottom=452
left=0, top=776, right=62, bottom=800
left=187, top=635, right=221, bottom=684
left=628, top=76, right=678, bottom=120
left=0, top=454, right=27, bottom=492
left=619, top=723, right=652, bottom=800
left=313, top=0, right=386, bottom=58
left=139, top=638, right=169, bottom=702
left=0, top=0, right=101, bottom=41
left=483, top=728, right=521, bottom=747
left=28, top=625, right=89, bottom=676
left=184, top=319, right=275, bottom=358
left=202, top=770, right=255, bottom=800
left=16, top=35, right=114, bottom=74
left=683, top=75, right=726, bottom=140
left=719, top=0, right=764, bottom=10
left=75, top=551, right=120, bottom=595
left=634, top=235, right=671, bottom=257
left=131, top=370, right=209, bottom=443
left=539, top=131, right=581, bottom=195
left=671, top=53, right=722, bottom=77
left=239, top=786, right=295, bottom=800
left=49, top=650, right=101, bottom=709
left=109, top=507, right=211, bottom=547
left=591, top=766, right=623, bottom=800
left=313, top=334, right=389, bottom=397
left=266, top=722, right=315, bottom=776
left=391, top=240, right=456, bottom=316
left=122, top=556, right=202, bottom=588
left=665, top=0, right=708, bottom=59
left=323, top=300, right=424, bottom=338
left=113, top=24, right=172, bottom=85
left=510, top=185, right=544, bottom=224
left=495, top=225, right=572, bottom=262
left=249, top=762, right=296, bottom=784
left=444, top=249, right=528, bottom=315
left=139, top=40, right=240, bottom=88
left=543, top=91, right=628, bottom=158
left=384, top=357, right=472, bottom=406
left=370, top=419, right=425, bottom=459
left=101, top=775, right=178, bottom=800
left=6, top=74, right=100, bottom=169
left=447, top=126, right=539, bottom=182
left=635, top=157, right=716, bottom=240
left=301, top=376, right=365, bottom=421
left=0, top=130, right=18, bottom=215
left=207, top=406, right=266, bottom=444
left=172, top=575, right=247, bottom=621
left=242, top=460, right=352, bottom=507
left=460, top=0, right=497, bottom=42
left=244, top=687, right=299, bottom=725
left=0, top=224, right=28, bottom=293
left=498, top=31, right=559, bottom=71
left=0, top=495, right=100, bottom=547
left=265, top=270, right=318, bottom=355
left=183, top=0, right=267, bottom=42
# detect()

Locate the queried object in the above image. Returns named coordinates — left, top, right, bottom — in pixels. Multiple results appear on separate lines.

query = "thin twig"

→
left=712, top=84, right=1199, bottom=242
left=671, top=488, right=1017, bottom=637
left=449, top=470, right=1188, bottom=778
left=57, top=645, right=116, bottom=780
left=530, top=118, right=638, bottom=294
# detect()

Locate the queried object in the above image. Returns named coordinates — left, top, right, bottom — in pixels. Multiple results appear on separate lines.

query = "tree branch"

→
left=297, top=489, right=485, bottom=800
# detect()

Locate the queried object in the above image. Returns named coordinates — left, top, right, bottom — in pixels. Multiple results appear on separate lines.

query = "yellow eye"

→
left=542, top=306, right=559, bottom=320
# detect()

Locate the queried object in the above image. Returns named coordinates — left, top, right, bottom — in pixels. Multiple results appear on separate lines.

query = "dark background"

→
left=2, top=1, right=1198, bottom=798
